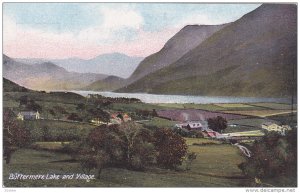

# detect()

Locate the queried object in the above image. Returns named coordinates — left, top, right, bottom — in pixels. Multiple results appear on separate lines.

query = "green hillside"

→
left=3, top=78, right=32, bottom=92
left=118, top=4, right=297, bottom=98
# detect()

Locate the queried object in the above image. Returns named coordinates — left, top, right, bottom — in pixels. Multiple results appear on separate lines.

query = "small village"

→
left=16, top=109, right=293, bottom=139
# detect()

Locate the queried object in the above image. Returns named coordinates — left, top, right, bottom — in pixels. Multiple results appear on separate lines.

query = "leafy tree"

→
left=207, top=116, right=227, bottom=133
left=154, top=128, right=188, bottom=169
left=117, top=113, right=124, bottom=121
left=76, top=125, right=189, bottom=177
left=78, top=125, right=124, bottom=179
left=88, top=108, right=110, bottom=123
left=3, top=109, right=31, bottom=164
left=239, top=130, right=297, bottom=180
left=19, top=95, right=29, bottom=106
left=119, top=122, right=156, bottom=170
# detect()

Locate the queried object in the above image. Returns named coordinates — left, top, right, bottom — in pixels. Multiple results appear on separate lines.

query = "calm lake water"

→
left=70, top=91, right=292, bottom=104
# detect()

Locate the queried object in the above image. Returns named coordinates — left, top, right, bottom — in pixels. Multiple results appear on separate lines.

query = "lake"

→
left=70, top=91, right=292, bottom=104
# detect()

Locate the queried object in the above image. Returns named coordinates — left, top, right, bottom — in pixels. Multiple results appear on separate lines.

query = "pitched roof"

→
left=187, top=122, right=203, bottom=128
left=19, top=111, right=38, bottom=116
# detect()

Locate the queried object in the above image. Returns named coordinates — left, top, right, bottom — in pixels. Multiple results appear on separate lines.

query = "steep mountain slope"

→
left=118, top=4, right=297, bottom=97
left=3, top=55, right=108, bottom=90
left=15, top=52, right=143, bottom=78
left=126, top=24, right=228, bottom=83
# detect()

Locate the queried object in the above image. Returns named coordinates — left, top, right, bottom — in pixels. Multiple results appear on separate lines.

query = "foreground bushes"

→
left=73, top=123, right=188, bottom=178
left=239, top=129, right=297, bottom=180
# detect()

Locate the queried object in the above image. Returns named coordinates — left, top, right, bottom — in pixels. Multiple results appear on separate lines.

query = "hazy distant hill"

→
left=83, top=75, right=126, bottom=91
left=3, top=55, right=108, bottom=91
left=118, top=4, right=297, bottom=97
left=15, top=52, right=143, bottom=79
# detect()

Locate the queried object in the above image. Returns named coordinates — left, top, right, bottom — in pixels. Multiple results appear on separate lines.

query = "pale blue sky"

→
left=4, top=3, right=260, bottom=33
left=3, top=3, right=261, bottom=59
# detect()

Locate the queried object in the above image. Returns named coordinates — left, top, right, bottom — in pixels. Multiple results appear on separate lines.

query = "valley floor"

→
left=3, top=90, right=297, bottom=187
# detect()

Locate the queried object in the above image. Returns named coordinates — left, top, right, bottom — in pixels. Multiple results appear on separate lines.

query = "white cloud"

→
left=101, top=6, right=143, bottom=31
left=75, top=5, right=144, bottom=44
left=3, top=13, right=168, bottom=59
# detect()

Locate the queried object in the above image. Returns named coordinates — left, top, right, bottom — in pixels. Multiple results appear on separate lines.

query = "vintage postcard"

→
left=2, top=2, right=297, bottom=189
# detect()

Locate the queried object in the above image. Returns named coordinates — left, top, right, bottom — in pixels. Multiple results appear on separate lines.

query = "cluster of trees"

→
left=30, top=126, right=82, bottom=142
left=87, top=94, right=141, bottom=105
left=239, top=129, right=297, bottom=182
left=3, top=109, right=31, bottom=164
left=45, top=102, right=111, bottom=124
left=73, top=123, right=188, bottom=179
left=19, top=95, right=42, bottom=112
left=173, top=128, right=204, bottom=138
left=131, top=109, right=158, bottom=120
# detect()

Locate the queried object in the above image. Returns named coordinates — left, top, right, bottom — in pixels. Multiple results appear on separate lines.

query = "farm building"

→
left=110, top=113, right=132, bottom=124
left=17, top=111, right=40, bottom=120
left=261, top=122, right=292, bottom=135
left=202, top=129, right=227, bottom=138
left=90, top=118, right=106, bottom=125
left=175, top=121, right=204, bottom=130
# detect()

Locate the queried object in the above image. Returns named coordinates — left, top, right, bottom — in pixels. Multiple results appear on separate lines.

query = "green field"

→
left=214, top=103, right=267, bottom=111
left=226, top=130, right=265, bottom=137
left=228, top=118, right=278, bottom=128
left=3, top=142, right=251, bottom=187
left=155, top=103, right=225, bottom=111
left=4, top=135, right=296, bottom=187
left=184, top=138, right=223, bottom=146
left=249, top=103, right=297, bottom=110
left=32, top=142, right=70, bottom=151
left=25, top=119, right=95, bottom=141
left=140, top=117, right=178, bottom=128
left=223, top=109, right=297, bottom=117
left=225, top=118, right=277, bottom=133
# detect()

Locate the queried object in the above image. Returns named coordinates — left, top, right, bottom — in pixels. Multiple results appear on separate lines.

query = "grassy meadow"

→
left=3, top=89, right=297, bottom=187
left=3, top=139, right=252, bottom=187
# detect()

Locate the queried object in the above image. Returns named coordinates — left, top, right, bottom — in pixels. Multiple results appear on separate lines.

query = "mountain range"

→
left=117, top=4, right=297, bottom=97
left=3, top=55, right=108, bottom=91
left=3, top=4, right=297, bottom=98
left=15, top=53, right=143, bottom=79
